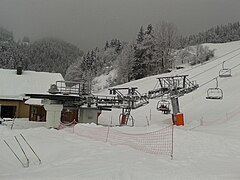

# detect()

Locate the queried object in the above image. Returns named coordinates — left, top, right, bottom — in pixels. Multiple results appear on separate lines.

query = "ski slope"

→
left=98, top=40, right=240, bottom=128
left=1, top=41, right=240, bottom=179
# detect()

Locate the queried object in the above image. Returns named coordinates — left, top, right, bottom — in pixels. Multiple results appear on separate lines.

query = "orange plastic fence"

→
left=63, top=124, right=173, bottom=158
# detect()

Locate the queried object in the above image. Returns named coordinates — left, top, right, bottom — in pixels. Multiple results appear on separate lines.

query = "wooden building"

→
left=0, top=68, right=64, bottom=121
left=0, top=99, right=29, bottom=118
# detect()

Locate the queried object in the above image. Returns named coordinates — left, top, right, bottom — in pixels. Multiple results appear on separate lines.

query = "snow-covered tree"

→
left=0, top=27, right=13, bottom=41
left=131, top=25, right=156, bottom=80
left=116, top=42, right=135, bottom=83
left=142, top=24, right=155, bottom=75
left=136, top=26, right=144, bottom=44
left=28, top=37, right=83, bottom=76
left=65, top=57, right=84, bottom=82
left=188, top=45, right=215, bottom=65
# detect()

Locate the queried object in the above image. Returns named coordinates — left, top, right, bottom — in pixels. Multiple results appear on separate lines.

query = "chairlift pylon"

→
left=206, top=78, right=223, bottom=100
left=219, top=61, right=232, bottom=78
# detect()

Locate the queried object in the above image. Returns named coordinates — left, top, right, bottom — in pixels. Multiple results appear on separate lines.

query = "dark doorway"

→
left=29, top=105, right=46, bottom=121
left=1, top=106, right=16, bottom=118
left=61, top=109, right=78, bottom=123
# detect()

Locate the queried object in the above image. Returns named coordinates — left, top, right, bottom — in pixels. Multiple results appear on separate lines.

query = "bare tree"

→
left=154, top=21, right=178, bottom=72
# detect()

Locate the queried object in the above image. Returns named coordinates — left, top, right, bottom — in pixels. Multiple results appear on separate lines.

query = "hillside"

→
left=98, top=40, right=240, bottom=128
left=1, top=41, right=240, bottom=179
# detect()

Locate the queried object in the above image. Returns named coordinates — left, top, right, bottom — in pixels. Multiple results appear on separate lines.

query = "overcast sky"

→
left=0, top=0, right=240, bottom=51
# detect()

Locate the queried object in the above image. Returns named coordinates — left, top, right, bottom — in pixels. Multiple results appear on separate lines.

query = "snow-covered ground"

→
left=1, top=41, right=240, bottom=179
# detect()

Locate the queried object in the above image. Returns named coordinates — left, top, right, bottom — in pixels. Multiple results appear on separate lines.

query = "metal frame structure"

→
left=26, top=83, right=150, bottom=127
left=148, top=75, right=199, bottom=99
left=26, top=75, right=197, bottom=127
left=148, top=75, right=198, bottom=125
left=109, top=87, right=149, bottom=109
left=108, top=87, right=148, bottom=126
left=50, top=80, right=91, bottom=96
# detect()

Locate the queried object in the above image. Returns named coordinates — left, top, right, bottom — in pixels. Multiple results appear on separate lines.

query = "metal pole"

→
left=222, top=61, right=225, bottom=69
left=0, top=104, right=2, bottom=125
left=20, top=134, right=41, bottom=164
left=3, top=140, right=26, bottom=167
left=15, top=136, right=29, bottom=167
left=171, top=97, right=180, bottom=125
left=106, top=126, right=110, bottom=142
left=10, top=117, right=15, bottom=130
left=171, top=124, right=174, bottom=160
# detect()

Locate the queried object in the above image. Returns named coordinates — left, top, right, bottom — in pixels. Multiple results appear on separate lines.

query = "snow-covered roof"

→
left=24, top=98, right=43, bottom=105
left=0, top=68, right=64, bottom=100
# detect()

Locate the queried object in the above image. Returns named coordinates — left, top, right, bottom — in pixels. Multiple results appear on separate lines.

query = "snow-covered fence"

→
left=187, top=108, right=240, bottom=130
left=63, top=124, right=173, bottom=158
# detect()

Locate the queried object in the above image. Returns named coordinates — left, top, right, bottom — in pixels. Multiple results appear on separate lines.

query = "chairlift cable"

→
left=229, top=62, right=240, bottom=70
left=189, top=52, right=240, bottom=79
left=199, top=78, right=216, bottom=88
left=178, top=46, right=240, bottom=75
left=198, top=61, right=240, bottom=89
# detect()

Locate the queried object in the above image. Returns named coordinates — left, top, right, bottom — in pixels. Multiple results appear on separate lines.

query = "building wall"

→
left=18, top=101, right=30, bottom=117
left=0, top=100, right=30, bottom=118
left=79, top=107, right=100, bottom=124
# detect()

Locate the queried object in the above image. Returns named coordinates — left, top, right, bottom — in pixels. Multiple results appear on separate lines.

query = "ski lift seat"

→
left=157, top=99, right=171, bottom=114
left=206, top=88, right=223, bottom=100
left=219, top=68, right=232, bottom=78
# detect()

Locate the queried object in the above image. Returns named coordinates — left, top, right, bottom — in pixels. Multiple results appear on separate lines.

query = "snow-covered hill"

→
left=1, top=41, right=240, bottom=179
left=98, top=40, right=240, bottom=128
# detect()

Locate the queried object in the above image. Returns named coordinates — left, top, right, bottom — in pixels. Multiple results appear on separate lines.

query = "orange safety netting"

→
left=63, top=124, right=173, bottom=158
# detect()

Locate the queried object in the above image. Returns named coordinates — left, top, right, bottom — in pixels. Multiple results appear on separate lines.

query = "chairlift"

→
left=156, top=99, right=171, bottom=114
left=219, top=61, right=232, bottom=78
left=206, top=78, right=223, bottom=100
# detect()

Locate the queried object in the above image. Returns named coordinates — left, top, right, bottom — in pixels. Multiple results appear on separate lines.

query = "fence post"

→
left=171, top=124, right=174, bottom=160
left=150, top=109, right=152, bottom=122
left=106, top=126, right=110, bottom=143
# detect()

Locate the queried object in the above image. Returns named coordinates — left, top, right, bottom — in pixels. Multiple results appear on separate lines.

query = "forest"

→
left=1, top=22, right=240, bottom=86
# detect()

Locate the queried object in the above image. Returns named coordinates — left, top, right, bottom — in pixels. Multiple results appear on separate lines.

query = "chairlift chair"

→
left=206, top=78, right=223, bottom=100
left=156, top=99, right=171, bottom=114
left=206, top=88, right=223, bottom=100
left=219, top=61, right=232, bottom=78
left=219, top=69, right=232, bottom=78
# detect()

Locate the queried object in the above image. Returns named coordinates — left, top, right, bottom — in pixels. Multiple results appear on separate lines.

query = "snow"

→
left=92, top=69, right=117, bottom=93
left=0, top=68, right=64, bottom=100
left=1, top=41, right=240, bottom=179
left=25, top=99, right=43, bottom=105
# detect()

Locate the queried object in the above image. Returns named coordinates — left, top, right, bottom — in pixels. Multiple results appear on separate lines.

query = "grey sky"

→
left=0, top=0, right=239, bottom=51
